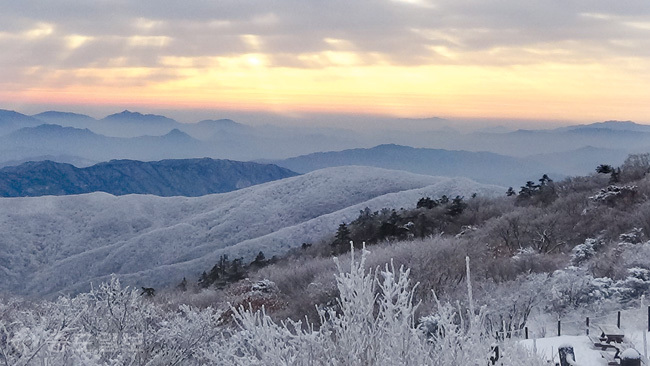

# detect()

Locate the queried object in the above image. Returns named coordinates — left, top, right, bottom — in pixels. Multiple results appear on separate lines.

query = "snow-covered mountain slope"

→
left=0, top=166, right=503, bottom=296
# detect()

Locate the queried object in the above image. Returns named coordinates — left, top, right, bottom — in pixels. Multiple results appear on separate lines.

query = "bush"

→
left=212, top=247, right=546, bottom=365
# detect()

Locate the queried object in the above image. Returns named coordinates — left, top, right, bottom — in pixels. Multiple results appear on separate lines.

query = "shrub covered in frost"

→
left=612, top=267, right=650, bottom=302
left=210, top=248, right=546, bottom=365
left=589, top=185, right=637, bottom=205
left=619, top=228, right=645, bottom=244
left=547, top=267, right=613, bottom=315
left=0, top=250, right=547, bottom=365
left=0, top=276, right=222, bottom=365
left=571, top=238, right=602, bottom=266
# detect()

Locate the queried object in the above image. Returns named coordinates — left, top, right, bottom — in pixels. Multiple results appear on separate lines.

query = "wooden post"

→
left=586, top=317, right=590, bottom=336
left=618, top=311, right=622, bottom=329
left=558, top=319, right=561, bottom=337
left=525, top=327, right=529, bottom=339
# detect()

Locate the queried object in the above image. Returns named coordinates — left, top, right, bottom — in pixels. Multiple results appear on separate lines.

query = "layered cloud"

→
left=1, top=0, right=650, bottom=120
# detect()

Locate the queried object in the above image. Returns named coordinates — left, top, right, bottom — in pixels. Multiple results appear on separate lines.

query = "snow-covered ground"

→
left=522, top=333, right=649, bottom=365
left=521, top=335, right=609, bottom=365
left=0, top=166, right=503, bottom=296
left=521, top=305, right=650, bottom=365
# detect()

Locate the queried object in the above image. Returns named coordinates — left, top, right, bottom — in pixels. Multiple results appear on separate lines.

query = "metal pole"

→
left=525, top=327, right=529, bottom=339
left=586, top=317, right=590, bottom=336
left=558, top=319, right=561, bottom=337
left=618, top=311, right=621, bottom=329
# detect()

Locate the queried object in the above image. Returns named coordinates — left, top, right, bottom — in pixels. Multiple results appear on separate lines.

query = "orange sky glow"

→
left=2, top=1, right=650, bottom=124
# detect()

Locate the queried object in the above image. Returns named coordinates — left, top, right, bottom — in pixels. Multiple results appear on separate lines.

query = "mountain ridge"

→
left=0, top=158, right=298, bottom=197
left=271, top=143, right=560, bottom=186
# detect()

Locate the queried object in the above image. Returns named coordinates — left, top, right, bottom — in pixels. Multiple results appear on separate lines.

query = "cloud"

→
left=1, top=0, right=650, bottom=117
left=1, top=1, right=648, bottom=65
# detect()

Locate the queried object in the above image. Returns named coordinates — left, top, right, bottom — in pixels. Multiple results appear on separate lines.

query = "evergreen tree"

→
left=332, top=223, right=352, bottom=253
left=417, top=197, right=437, bottom=209
left=250, top=251, right=268, bottom=268
left=596, top=164, right=613, bottom=174
left=539, top=174, right=552, bottom=186
left=446, top=196, right=467, bottom=217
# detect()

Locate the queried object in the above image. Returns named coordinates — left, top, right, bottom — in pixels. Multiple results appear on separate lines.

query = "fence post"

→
left=647, top=306, right=650, bottom=332
left=525, top=327, right=529, bottom=340
left=586, top=317, right=590, bottom=336
left=558, top=319, right=561, bottom=337
left=618, top=311, right=621, bottom=329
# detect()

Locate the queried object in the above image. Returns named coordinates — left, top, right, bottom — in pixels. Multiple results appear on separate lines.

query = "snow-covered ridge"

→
left=0, top=166, right=503, bottom=296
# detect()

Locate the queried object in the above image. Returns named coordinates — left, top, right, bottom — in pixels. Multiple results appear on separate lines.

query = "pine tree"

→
left=446, top=196, right=467, bottom=217
left=332, top=223, right=352, bottom=253
left=596, top=164, right=613, bottom=174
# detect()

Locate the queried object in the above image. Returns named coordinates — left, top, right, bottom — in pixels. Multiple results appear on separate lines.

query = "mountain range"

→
left=1, top=108, right=648, bottom=182
left=271, top=144, right=559, bottom=186
left=0, top=166, right=503, bottom=296
left=0, top=158, right=297, bottom=197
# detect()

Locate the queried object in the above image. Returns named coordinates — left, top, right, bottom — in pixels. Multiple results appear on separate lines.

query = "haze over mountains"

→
left=271, top=144, right=558, bottom=186
left=1, top=108, right=647, bottom=185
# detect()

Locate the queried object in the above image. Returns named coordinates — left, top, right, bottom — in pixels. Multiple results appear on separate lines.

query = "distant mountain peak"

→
left=557, top=120, right=650, bottom=133
left=103, top=110, right=177, bottom=124
left=35, top=111, right=91, bottom=117
left=0, top=109, right=28, bottom=117
left=197, top=118, right=244, bottom=128
left=0, top=109, right=40, bottom=123
left=163, top=128, right=193, bottom=139
left=602, top=120, right=635, bottom=124
left=372, top=143, right=411, bottom=151
left=33, top=111, right=97, bottom=124
left=109, top=110, right=144, bottom=118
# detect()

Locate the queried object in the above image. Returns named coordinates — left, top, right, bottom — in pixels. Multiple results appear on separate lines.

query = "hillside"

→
left=272, top=144, right=558, bottom=186
left=0, top=166, right=502, bottom=296
left=0, top=158, right=298, bottom=197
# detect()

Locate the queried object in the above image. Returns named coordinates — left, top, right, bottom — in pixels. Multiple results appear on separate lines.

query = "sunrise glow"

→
left=2, top=1, right=650, bottom=123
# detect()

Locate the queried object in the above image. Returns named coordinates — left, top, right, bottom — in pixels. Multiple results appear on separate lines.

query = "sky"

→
left=1, top=0, right=650, bottom=126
